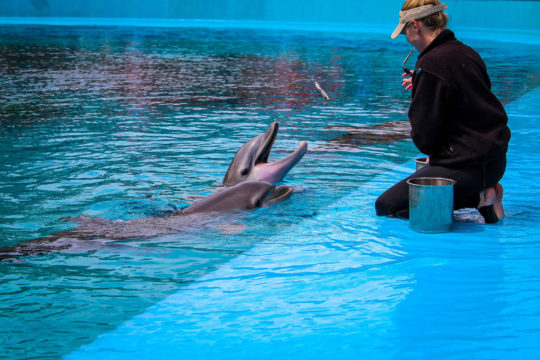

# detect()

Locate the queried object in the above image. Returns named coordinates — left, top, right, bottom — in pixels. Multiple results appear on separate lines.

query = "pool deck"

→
left=66, top=88, right=540, bottom=358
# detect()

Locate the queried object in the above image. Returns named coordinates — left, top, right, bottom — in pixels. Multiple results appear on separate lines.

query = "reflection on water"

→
left=0, top=24, right=539, bottom=359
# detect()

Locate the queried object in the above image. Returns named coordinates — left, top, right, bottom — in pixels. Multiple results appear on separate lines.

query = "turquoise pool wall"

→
left=1, top=0, right=539, bottom=36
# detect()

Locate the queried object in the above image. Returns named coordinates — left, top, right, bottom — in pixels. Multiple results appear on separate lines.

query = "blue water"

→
left=1, top=24, right=539, bottom=359
left=69, top=87, right=540, bottom=360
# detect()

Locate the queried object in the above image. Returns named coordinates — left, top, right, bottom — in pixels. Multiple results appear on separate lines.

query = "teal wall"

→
left=1, top=0, right=539, bottom=36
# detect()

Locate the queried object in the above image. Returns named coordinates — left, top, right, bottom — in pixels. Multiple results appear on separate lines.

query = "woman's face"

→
left=404, top=20, right=423, bottom=52
left=404, top=22, right=416, bottom=44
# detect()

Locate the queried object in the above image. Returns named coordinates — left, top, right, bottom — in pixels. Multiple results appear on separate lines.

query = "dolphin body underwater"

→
left=308, top=121, right=412, bottom=153
left=0, top=122, right=307, bottom=260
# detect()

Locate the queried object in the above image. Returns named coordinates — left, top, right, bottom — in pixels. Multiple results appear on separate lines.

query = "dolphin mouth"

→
left=264, top=185, right=293, bottom=206
left=252, top=140, right=307, bottom=184
left=255, top=122, right=307, bottom=169
left=267, top=140, right=308, bottom=167
left=223, top=121, right=307, bottom=186
left=255, top=122, right=279, bottom=165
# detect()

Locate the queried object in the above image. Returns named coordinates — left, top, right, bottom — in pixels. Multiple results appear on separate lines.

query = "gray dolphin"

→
left=223, top=122, right=308, bottom=186
left=0, top=181, right=293, bottom=260
left=321, top=121, right=412, bottom=150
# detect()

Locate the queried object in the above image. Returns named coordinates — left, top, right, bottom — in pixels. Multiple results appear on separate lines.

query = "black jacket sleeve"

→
left=409, top=70, right=451, bottom=157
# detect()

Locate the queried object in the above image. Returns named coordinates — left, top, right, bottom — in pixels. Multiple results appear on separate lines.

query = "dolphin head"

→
left=223, top=122, right=308, bottom=186
left=182, top=180, right=293, bottom=214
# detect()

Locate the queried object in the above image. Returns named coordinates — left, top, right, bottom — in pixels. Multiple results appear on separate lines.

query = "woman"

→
left=375, top=0, right=511, bottom=223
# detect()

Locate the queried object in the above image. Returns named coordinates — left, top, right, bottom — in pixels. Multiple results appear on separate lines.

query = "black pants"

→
left=375, top=157, right=507, bottom=219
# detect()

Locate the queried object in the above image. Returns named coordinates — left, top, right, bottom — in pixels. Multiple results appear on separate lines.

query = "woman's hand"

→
left=401, top=72, right=413, bottom=91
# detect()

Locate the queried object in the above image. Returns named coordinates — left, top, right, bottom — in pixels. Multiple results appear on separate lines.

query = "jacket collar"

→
left=419, top=29, right=456, bottom=59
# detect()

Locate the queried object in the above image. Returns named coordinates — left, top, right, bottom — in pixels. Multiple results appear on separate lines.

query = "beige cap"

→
left=391, top=3, right=448, bottom=39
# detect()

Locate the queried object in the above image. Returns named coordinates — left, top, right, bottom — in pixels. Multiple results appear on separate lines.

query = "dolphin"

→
left=0, top=181, right=293, bottom=261
left=306, top=120, right=412, bottom=153
left=223, top=122, right=308, bottom=186
left=321, top=121, right=412, bottom=150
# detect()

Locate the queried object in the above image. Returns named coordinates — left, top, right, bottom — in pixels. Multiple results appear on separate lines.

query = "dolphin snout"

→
left=252, top=140, right=307, bottom=184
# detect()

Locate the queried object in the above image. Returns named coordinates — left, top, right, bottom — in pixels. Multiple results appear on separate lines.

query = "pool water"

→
left=68, top=87, right=540, bottom=360
left=1, top=24, right=539, bottom=359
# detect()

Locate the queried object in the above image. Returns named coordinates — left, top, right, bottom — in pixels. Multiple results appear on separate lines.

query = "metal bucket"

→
left=415, top=157, right=428, bottom=171
left=407, top=177, right=456, bottom=233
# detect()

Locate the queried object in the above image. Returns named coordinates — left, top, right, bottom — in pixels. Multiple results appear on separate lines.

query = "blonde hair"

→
left=402, top=0, right=448, bottom=30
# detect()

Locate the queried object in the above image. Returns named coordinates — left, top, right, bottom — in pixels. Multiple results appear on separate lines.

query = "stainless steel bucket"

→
left=407, top=177, right=456, bottom=233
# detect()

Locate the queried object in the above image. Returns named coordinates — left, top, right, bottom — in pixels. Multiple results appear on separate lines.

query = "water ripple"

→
left=1, top=25, right=539, bottom=359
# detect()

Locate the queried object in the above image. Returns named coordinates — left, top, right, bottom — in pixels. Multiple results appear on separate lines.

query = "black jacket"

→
left=409, top=29, right=510, bottom=167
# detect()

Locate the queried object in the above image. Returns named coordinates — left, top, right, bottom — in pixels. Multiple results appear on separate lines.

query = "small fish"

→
left=314, top=81, right=330, bottom=101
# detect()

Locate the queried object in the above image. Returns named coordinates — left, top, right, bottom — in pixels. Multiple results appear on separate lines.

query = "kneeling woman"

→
left=375, top=0, right=511, bottom=223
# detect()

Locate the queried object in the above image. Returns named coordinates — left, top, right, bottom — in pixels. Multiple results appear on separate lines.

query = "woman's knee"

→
left=375, top=192, right=395, bottom=216
left=375, top=195, right=386, bottom=216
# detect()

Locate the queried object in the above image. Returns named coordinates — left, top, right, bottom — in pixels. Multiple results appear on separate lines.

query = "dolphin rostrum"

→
left=0, top=181, right=293, bottom=260
left=223, top=122, right=308, bottom=186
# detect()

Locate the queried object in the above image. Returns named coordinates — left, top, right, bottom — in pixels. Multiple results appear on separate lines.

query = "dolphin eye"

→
left=240, top=169, right=249, bottom=176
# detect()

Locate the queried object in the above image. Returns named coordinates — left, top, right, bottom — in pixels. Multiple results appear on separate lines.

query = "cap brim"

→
left=391, top=23, right=405, bottom=39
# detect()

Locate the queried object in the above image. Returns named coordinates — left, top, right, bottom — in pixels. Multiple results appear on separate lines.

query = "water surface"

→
left=1, top=24, right=539, bottom=359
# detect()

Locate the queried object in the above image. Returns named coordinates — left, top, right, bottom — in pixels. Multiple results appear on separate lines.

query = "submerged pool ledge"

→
left=1, top=16, right=539, bottom=44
